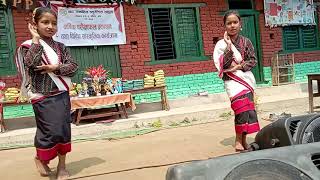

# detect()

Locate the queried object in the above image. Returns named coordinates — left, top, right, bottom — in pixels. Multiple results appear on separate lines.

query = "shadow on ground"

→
left=220, top=136, right=255, bottom=148
left=43, top=157, right=105, bottom=179
left=67, top=157, right=106, bottom=176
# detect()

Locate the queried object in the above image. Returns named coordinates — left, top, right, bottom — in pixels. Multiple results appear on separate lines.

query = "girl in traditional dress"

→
left=15, top=7, right=78, bottom=179
left=213, top=10, right=260, bottom=152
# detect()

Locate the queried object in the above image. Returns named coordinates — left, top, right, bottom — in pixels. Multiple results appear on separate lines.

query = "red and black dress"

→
left=19, top=37, right=78, bottom=163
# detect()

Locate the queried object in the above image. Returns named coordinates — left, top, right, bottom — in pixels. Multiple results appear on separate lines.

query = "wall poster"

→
left=264, top=0, right=316, bottom=27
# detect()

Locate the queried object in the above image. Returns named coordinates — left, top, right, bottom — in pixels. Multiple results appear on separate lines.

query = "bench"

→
left=308, top=74, right=320, bottom=113
left=124, top=86, right=170, bottom=111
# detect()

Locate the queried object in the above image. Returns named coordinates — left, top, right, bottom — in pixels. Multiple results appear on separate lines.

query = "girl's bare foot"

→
left=34, top=157, right=51, bottom=176
left=235, top=133, right=245, bottom=152
left=235, top=140, right=245, bottom=152
left=56, top=167, right=70, bottom=180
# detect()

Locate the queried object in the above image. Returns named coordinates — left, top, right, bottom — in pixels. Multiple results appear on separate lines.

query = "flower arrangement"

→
left=85, top=65, right=110, bottom=79
left=70, top=65, right=124, bottom=98
left=83, top=65, right=109, bottom=96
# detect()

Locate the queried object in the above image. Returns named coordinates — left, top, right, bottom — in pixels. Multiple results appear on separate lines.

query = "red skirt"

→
left=231, top=92, right=260, bottom=134
left=32, top=92, right=72, bottom=164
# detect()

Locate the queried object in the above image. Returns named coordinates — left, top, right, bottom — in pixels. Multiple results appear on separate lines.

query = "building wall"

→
left=119, top=0, right=228, bottom=80
left=4, top=1, right=320, bottom=81
left=122, top=0, right=320, bottom=103
left=3, top=0, right=320, bottom=118
left=121, top=0, right=320, bottom=80
left=1, top=0, right=320, bottom=101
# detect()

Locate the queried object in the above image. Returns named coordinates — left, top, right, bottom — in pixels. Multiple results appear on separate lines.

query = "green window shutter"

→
left=283, top=26, right=300, bottom=50
left=301, top=26, right=317, bottom=49
left=0, top=7, right=9, bottom=68
left=174, top=8, right=200, bottom=58
left=0, top=6, right=16, bottom=75
left=149, top=8, right=176, bottom=61
left=144, top=4, right=206, bottom=63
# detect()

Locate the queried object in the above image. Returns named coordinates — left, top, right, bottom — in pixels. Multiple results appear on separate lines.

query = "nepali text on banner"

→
left=54, top=5, right=126, bottom=46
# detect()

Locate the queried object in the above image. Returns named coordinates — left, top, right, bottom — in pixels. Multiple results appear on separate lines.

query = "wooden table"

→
left=308, top=74, right=320, bottom=113
left=124, top=86, right=170, bottom=111
left=71, top=93, right=136, bottom=125
left=0, top=93, right=136, bottom=131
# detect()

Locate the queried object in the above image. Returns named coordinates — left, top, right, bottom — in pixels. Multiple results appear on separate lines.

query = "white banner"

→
left=54, top=5, right=126, bottom=46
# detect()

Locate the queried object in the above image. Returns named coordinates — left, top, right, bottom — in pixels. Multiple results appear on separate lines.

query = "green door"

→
left=240, top=15, right=263, bottom=83
left=69, top=45, right=121, bottom=83
left=0, top=7, right=16, bottom=76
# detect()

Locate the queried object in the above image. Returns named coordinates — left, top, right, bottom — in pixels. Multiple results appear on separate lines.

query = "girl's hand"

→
left=35, top=65, right=59, bottom=74
left=28, top=23, right=40, bottom=43
left=224, top=64, right=242, bottom=73
left=224, top=31, right=232, bottom=48
left=231, top=61, right=237, bottom=67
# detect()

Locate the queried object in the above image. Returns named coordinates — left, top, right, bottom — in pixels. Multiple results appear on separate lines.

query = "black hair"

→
left=33, top=7, right=57, bottom=24
left=223, top=10, right=241, bottom=24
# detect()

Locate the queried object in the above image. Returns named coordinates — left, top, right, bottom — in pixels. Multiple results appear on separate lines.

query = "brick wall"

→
left=0, top=76, right=20, bottom=88
left=4, top=1, right=320, bottom=118
left=3, top=1, right=320, bottom=86
left=122, top=0, right=320, bottom=79
left=13, top=10, right=33, bottom=46
left=120, top=0, right=227, bottom=80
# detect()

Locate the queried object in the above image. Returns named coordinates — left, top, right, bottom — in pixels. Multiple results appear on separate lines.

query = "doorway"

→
left=227, top=0, right=265, bottom=83
left=240, top=12, right=264, bottom=83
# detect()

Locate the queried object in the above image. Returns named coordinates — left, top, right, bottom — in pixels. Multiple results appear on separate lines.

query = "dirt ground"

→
left=0, top=97, right=312, bottom=180
left=0, top=120, right=270, bottom=180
